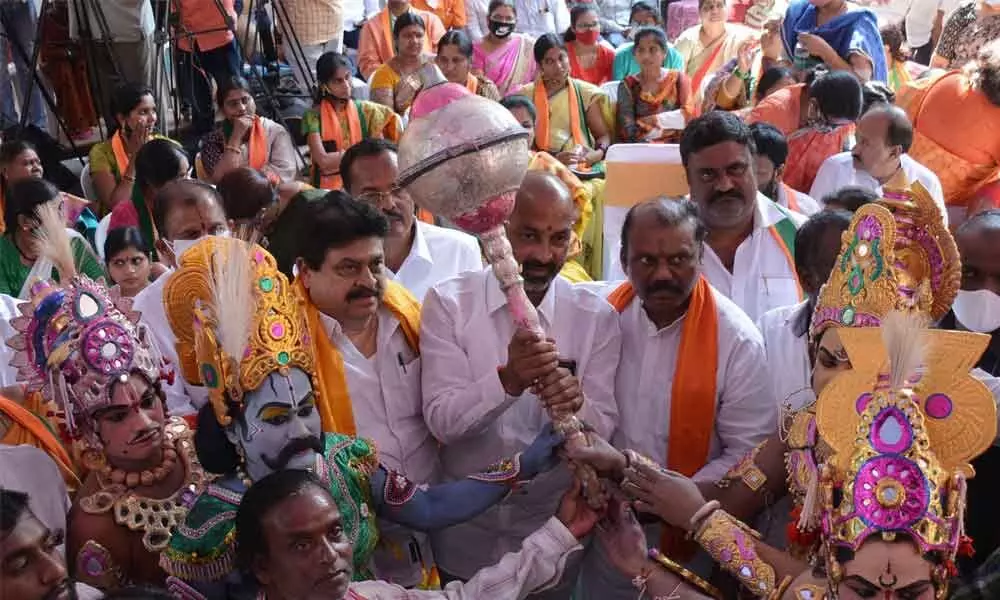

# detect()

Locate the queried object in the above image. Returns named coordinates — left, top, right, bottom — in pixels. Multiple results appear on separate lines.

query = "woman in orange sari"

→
left=674, top=0, right=757, bottom=103
left=436, top=30, right=502, bottom=101
left=749, top=68, right=862, bottom=191
left=898, top=40, right=1000, bottom=224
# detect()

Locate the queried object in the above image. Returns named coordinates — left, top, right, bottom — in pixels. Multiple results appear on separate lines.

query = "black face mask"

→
left=489, top=19, right=515, bottom=38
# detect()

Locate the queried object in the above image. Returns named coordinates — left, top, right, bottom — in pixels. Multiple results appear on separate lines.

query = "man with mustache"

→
left=580, top=197, right=774, bottom=598
left=5, top=208, right=206, bottom=592
left=809, top=104, right=946, bottom=221
left=420, top=170, right=620, bottom=598
left=162, top=235, right=562, bottom=597
left=681, top=111, right=806, bottom=322
left=235, top=469, right=672, bottom=600
left=341, top=139, right=484, bottom=301
left=748, top=123, right=820, bottom=216
left=0, top=489, right=103, bottom=600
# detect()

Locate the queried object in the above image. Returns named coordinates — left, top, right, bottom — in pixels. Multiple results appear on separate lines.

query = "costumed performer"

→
left=6, top=203, right=206, bottom=591
left=159, top=236, right=564, bottom=597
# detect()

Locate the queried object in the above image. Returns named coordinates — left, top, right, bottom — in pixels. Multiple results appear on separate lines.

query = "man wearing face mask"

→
left=942, top=209, right=1000, bottom=579
left=160, top=236, right=562, bottom=597
left=131, top=180, right=231, bottom=418
left=809, top=104, right=947, bottom=222
left=420, top=171, right=620, bottom=598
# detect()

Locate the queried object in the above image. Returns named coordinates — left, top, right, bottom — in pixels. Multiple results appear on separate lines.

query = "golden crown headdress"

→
left=816, top=313, right=995, bottom=591
left=810, top=179, right=960, bottom=340
left=164, top=237, right=313, bottom=426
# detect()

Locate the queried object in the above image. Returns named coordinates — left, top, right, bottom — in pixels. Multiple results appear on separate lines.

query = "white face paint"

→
left=224, top=368, right=323, bottom=482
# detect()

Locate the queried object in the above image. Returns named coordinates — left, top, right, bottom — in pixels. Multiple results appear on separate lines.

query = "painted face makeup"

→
left=228, top=368, right=323, bottom=481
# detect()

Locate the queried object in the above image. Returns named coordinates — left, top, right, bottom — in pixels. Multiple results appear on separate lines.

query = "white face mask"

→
left=953, top=289, right=1000, bottom=333
left=166, top=231, right=230, bottom=262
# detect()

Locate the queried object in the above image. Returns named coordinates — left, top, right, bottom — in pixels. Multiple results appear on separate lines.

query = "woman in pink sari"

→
left=472, top=0, right=537, bottom=96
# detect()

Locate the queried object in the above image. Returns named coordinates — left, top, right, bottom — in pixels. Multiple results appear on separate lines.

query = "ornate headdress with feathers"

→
left=163, top=236, right=313, bottom=426
left=6, top=203, right=165, bottom=438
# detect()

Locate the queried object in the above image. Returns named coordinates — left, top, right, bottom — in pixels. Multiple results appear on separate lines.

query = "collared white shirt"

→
left=757, top=301, right=815, bottom=412
left=612, top=283, right=775, bottom=483
left=133, top=271, right=207, bottom=417
left=420, top=268, right=620, bottom=578
left=390, top=221, right=483, bottom=301
left=809, top=152, right=948, bottom=226
left=906, top=0, right=959, bottom=47
left=513, top=0, right=571, bottom=39
left=776, top=184, right=821, bottom=216
left=701, top=193, right=806, bottom=323
left=0, top=294, right=21, bottom=387
left=344, top=0, right=382, bottom=30
left=317, top=308, right=440, bottom=485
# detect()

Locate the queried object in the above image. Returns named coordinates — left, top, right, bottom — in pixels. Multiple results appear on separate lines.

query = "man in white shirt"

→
left=341, top=139, right=483, bottom=301
left=133, top=180, right=230, bottom=417
left=681, top=111, right=806, bottom=322
left=580, top=197, right=774, bottom=598
left=511, top=0, right=571, bottom=39
left=907, top=0, right=958, bottom=64
left=749, top=122, right=820, bottom=216
left=810, top=104, right=948, bottom=223
left=420, top=171, right=620, bottom=596
left=294, top=190, right=441, bottom=586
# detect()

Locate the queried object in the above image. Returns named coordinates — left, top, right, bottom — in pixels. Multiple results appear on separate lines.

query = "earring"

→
left=81, top=445, right=107, bottom=473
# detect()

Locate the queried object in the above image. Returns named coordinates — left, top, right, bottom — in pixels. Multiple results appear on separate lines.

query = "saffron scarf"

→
left=129, top=183, right=159, bottom=262
left=293, top=278, right=422, bottom=435
left=781, top=182, right=802, bottom=214
left=0, top=394, right=80, bottom=488
left=111, top=131, right=130, bottom=179
left=607, top=275, right=719, bottom=556
left=380, top=8, right=395, bottom=62
left=533, top=78, right=588, bottom=152
left=315, top=99, right=365, bottom=190
left=222, top=117, right=269, bottom=173
left=465, top=73, right=479, bottom=95
left=689, top=39, right=726, bottom=100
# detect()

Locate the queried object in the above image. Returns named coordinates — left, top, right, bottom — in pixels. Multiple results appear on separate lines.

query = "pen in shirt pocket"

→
left=397, top=352, right=407, bottom=374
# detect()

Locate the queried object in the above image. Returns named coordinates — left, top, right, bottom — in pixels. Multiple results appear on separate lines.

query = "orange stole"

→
left=0, top=394, right=80, bottom=488
left=465, top=73, right=479, bottom=95
left=318, top=100, right=363, bottom=190
left=690, top=41, right=726, bottom=101
left=111, top=131, right=130, bottom=178
left=533, top=78, right=586, bottom=150
left=248, top=117, right=268, bottom=172
left=293, top=278, right=422, bottom=435
left=781, top=182, right=802, bottom=214
left=607, top=275, right=719, bottom=555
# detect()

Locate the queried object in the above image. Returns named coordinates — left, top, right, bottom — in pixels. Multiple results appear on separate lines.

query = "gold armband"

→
left=694, top=509, right=777, bottom=597
left=716, top=439, right=768, bottom=492
left=647, top=548, right=723, bottom=599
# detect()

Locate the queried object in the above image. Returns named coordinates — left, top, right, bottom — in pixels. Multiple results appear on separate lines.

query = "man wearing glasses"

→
left=341, top=139, right=484, bottom=301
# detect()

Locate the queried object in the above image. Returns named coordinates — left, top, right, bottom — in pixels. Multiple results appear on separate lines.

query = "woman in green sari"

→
left=0, top=179, right=104, bottom=298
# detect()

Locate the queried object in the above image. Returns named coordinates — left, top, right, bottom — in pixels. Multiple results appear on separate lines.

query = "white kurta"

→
left=809, top=152, right=948, bottom=226
left=389, top=221, right=483, bottom=301
left=420, top=268, right=620, bottom=579
left=758, top=300, right=815, bottom=412
left=612, top=284, right=776, bottom=483
left=700, top=192, right=806, bottom=323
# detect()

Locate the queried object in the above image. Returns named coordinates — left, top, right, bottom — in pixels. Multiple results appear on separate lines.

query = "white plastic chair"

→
left=95, top=214, right=112, bottom=261
left=600, top=80, right=620, bottom=104
left=80, top=163, right=98, bottom=203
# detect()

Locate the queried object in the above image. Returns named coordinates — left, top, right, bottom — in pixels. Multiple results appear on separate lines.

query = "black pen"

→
left=398, top=352, right=407, bottom=374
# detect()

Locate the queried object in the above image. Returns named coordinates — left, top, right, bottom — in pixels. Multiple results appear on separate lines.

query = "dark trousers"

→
left=912, top=40, right=934, bottom=65
left=176, top=40, right=241, bottom=134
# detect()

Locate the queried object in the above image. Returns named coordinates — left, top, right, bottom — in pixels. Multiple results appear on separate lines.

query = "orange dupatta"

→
left=0, top=394, right=80, bottom=488
left=781, top=182, right=802, bottom=214
left=293, top=278, right=422, bottom=435
left=533, top=78, right=586, bottom=152
left=689, top=40, right=727, bottom=100
left=247, top=117, right=268, bottom=172
left=317, top=100, right=363, bottom=190
left=380, top=9, right=395, bottom=61
left=607, top=275, right=718, bottom=556
left=465, top=73, right=479, bottom=95
left=111, top=131, right=131, bottom=178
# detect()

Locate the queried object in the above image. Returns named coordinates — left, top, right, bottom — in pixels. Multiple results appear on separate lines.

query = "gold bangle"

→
left=647, top=548, right=723, bottom=600
left=694, top=510, right=776, bottom=597
left=767, top=575, right=793, bottom=600
left=225, top=145, right=242, bottom=154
